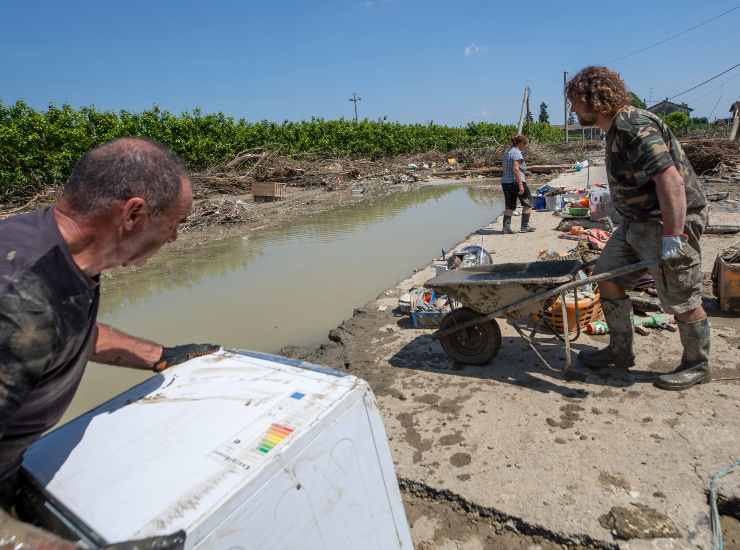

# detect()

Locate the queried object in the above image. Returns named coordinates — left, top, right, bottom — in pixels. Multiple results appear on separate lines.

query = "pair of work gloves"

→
left=153, top=343, right=221, bottom=372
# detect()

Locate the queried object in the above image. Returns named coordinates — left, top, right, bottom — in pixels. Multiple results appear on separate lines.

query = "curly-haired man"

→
left=566, top=66, right=709, bottom=391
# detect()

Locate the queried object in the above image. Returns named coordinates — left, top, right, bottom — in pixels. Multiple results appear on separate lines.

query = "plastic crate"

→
left=411, top=310, right=447, bottom=329
left=542, top=292, right=603, bottom=334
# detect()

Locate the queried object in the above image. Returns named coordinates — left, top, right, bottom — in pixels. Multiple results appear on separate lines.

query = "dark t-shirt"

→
left=0, top=207, right=99, bottom=482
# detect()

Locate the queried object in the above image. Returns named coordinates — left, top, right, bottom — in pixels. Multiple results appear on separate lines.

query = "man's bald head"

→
left=63, top=138, right=187, bottom=216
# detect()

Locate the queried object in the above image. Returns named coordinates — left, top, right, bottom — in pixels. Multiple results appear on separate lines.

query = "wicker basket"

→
left=542, top=291, right=604, bottom=334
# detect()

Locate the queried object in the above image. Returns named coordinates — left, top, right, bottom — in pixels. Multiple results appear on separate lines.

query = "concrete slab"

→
left=296, top=165, right=740, bottom=549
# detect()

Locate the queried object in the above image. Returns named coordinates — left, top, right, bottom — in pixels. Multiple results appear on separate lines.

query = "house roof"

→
left=647, top=99, right=694, bottom=113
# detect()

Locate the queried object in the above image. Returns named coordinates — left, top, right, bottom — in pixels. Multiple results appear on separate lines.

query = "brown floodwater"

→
left=61, top=185, right=504, bottom=422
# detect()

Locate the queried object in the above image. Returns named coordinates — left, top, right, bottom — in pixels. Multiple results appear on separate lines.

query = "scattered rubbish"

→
left=447, top=158, right=458, bottom=166
left=586, top=320, right=609, bottom=335
left=407, top=163, right=418, bottom=171
left=398, top=291, right=412, bottom=314
left=627, top=291, right=664, bottom=314
left=567, top=206, right=590, bottom=218
left=705, top=225, right=740, bottom=235
left=409, top=288, right=455, bottom=328
left=545, top=194, right=565, bottom=211
left=634, top=314, right=676, bottom=332
left=573, top=160, right=590, bottom=172
left=706, top=192, right=730, bottom=202
left=252, top=182, right=288, bottom=202
left=543, top=287, right=603, bottom=335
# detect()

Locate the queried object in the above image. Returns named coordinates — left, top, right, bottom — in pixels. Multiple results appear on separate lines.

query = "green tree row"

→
left=0, top=101, right=562, bottom=204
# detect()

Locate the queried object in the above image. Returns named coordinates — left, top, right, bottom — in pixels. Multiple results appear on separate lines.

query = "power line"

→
left=608, top=3, right=740, bottom=64
left=670, top=63, right=740, bottom=100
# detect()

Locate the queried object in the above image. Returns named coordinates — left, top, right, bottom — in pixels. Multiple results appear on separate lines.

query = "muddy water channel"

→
left=62, top=185, right=504, bottom=422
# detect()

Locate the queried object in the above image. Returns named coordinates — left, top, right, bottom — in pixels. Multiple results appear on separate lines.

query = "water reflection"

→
left=62, top=185, right=503, bottom=422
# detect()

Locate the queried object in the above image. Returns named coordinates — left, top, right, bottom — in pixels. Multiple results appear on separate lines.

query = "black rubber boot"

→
left=654, top=318, right=711, bottom=391
left=579, top=297, right=635, bottom=369
left=502, top=215, right=513, bottom=234
left=520, top=213, right=536, bottom=233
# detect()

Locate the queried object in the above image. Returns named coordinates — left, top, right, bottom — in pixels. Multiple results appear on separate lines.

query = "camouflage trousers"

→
left=594, top=218, right=705, bottom=315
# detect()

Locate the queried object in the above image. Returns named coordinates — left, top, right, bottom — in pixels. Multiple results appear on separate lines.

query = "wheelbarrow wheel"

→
left=439, top=308, right=502, bottom=366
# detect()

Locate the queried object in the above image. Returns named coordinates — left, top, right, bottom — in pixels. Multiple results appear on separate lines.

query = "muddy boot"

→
left=502, top=215, right=513, bottom=234
left=579, top=297, right=635, bottom=369
left=520, top=213, right=536, bottom=233
left=654, top=318, right=711, bottom=391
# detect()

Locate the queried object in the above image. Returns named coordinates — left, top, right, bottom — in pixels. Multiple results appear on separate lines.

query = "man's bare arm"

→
left=91, top=323, right=162, bottom=369
left=654, top=165, right=687, bottom=235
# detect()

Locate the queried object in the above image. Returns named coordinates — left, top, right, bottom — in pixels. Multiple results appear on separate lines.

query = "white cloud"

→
left=464, top=44, right=488, bottom=57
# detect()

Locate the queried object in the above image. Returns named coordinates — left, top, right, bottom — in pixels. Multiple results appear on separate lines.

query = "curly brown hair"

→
left=511, top=134, right=529, bottom=147
left=566, top=66, right=630, bottom=117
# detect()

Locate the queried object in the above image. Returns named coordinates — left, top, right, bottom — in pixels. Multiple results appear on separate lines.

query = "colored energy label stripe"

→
left=257, top=423, right=294, bottom=455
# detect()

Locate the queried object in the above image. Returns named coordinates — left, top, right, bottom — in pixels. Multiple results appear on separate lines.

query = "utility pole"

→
left=349, top=92, right=362, bottom=122
left=563, top=71, right=569, bottom=144
left=517, top=86, right=530, bottom=134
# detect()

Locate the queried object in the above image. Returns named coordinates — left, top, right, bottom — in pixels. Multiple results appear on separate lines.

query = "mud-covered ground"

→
left=282, top=162, right=740, bottom=549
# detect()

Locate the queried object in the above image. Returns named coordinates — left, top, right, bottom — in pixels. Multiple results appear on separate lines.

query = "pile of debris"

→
left=681, top=139, right=740, bottom=175
left=189, top=150, right=450, bottom=200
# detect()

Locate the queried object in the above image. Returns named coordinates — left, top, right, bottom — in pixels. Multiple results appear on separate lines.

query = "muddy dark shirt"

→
left=0, top=208, right=99, bottom=484
left=606, top=106, right=707, bottom=224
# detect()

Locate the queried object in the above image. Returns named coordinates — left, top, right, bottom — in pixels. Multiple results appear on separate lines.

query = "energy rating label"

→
left=257, top=423, right=294, bottom=455
left=209, top=391, right=310, bottom=472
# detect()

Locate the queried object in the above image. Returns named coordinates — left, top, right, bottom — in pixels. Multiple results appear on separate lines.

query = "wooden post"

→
left=564, top=72, right=569, bottom=144
left=731, top=106, right=740, bottom=142
left=517, top=86, right=530, bottom=135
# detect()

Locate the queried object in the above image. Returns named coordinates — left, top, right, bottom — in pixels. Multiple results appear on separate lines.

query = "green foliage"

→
left=663, top=111, right=690, bottom=134
left=0, top=101, right=562, bottom=204
left=628, top=92, right=646, bottom=109
left=538, top=102, right=549, bottom=124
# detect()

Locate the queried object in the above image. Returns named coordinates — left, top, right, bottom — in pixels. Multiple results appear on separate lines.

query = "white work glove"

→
left=661, top=235, right=687, bottom=263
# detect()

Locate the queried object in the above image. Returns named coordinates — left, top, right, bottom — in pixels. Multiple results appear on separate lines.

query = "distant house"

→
left=647, top=99, right=694, bottom=116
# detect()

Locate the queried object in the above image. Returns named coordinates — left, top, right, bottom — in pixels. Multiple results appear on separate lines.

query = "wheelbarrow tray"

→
left=426, top=260, right=582, bottom=316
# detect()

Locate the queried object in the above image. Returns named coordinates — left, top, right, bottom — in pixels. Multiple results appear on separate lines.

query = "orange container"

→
left=543, top=292, right=604, bottom=334
left=715, top=256, right=740, bottom=313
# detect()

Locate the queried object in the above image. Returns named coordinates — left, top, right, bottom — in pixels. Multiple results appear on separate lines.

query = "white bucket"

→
left=545, top=194, right=564, bottom=211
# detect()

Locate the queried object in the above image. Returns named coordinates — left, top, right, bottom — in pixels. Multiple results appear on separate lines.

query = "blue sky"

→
left=2, top=0, right=739, bottom=125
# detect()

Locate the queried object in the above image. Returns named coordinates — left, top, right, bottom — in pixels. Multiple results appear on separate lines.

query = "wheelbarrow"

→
left=427, top=259, right=656, bottom=372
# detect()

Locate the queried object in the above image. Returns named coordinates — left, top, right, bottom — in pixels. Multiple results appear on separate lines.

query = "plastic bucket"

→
left=545, top=195, right=564, bottom=211
left=533, top=195, right=546, bottom=210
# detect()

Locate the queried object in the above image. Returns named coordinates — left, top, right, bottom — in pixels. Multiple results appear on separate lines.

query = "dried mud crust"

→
left=402, top=484, right=612, bottom=550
